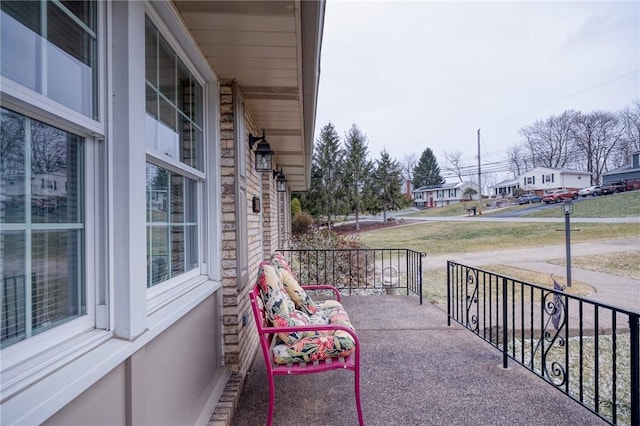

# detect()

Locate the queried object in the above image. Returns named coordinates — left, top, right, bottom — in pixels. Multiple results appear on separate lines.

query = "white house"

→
left=490, top=178, right=520, bottom=198
left=412, top=181, right=476, bottom=208
left=519, top=167, right=591, bottom=195
left=0, top=1, right=324, bottom=424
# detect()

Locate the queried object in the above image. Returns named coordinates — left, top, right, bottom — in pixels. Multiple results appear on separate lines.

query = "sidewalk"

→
left=426, top=238, right=639, bottom=312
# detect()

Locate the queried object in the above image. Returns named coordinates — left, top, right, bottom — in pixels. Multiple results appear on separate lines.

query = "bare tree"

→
left=618, top=102, right=640, bottom=161
left=443, top=150, right=465, bottom=182
left=401, top=153, right=417, bottom=183
left=1, top=110, right=26, bottom=175
left=572, top=111, right=624, bottom=184
left=506, top=144, right=529, bottom=178
left=30, top=122, right=68, bottom=175
left=518, top=110, right=579, bottom=168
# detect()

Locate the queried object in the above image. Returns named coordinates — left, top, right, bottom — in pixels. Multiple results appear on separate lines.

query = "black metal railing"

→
left=447, top=261, right=639, bottom=426
left=277, top=249, right=427, bottom=304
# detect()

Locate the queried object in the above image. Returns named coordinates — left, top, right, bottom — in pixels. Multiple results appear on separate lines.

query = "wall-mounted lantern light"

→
left=276, top=173, right=287, bottom=193
left=249, top=129, right=274, bottom=172
left=273, top=168, right=287, bottom=193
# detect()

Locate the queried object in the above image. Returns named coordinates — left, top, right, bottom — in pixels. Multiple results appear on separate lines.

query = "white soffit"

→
left=173, top=0, right=323, bottom=191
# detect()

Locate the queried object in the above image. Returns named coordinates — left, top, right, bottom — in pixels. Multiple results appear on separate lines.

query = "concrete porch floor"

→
left=230, top=295, right=606, bottom=426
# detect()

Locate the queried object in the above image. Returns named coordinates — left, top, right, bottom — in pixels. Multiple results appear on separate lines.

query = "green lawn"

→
left=359, top=194, right=639, bottom=308
left=406, top=190, right=640, bottom=218
left=359, top=222, right=638, bottom=256
left=525, top=191, right=640, bottom=218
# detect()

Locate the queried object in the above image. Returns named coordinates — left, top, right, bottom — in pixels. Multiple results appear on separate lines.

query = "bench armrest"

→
left=259, top=323, right=359, bottom=346
left=301, top=285, right=341, bottom=302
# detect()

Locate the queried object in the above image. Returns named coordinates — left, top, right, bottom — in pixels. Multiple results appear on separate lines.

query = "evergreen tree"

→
left=412, top=148, right=444, bottom=188
left=342, top=124, right=372, bottom=231
left=290, top=197, right=302, bottom=216
left=372, top=149, right=405, bottom=222
left=309, top=122, right=344, bottom=227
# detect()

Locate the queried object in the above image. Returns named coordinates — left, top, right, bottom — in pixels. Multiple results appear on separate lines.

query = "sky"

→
left=313, top=0, right=640, bottom=182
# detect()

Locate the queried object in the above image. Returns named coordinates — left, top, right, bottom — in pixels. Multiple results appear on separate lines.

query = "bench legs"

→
left=267, top=374, right=276, bottom=426
left=266, top=370, right=364, bottom=426
left=355, top=363, right=364, bottom=426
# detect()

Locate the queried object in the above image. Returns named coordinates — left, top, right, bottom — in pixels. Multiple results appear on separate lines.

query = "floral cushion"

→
left=271, top=253, right=318, bottom=315
left=257, top=257, right=356, bottom=365
left=256, top=261, right=311, bottom=344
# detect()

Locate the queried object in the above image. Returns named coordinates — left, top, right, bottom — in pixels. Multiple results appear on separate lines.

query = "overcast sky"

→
left=313, top=0, right=640, bottom=182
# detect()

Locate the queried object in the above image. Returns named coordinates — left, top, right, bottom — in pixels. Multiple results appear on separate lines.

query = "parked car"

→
left=517, top=194, right=541, bottom=204
left=578, top=185, right=601, bottom=197
left=625, top=178, right=640, bottom=191
left=542, top=189, right=578, bottom=204
left=601, top=180, right=626, bottom=195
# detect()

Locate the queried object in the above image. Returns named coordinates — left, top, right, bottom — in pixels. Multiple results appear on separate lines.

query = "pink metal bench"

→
left=249, top=282, right=364, bottom=426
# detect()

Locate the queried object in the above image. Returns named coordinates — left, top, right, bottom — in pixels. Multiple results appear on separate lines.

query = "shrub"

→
left=291, top=228, right=362, bottom=250
left=292, top=211, right=314, bottom=235
left=290, top=197, right=302, bottom=216
left=289, top=229, right=368, bottom=288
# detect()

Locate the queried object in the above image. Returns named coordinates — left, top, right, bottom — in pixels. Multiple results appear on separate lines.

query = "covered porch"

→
left=229, top=295, right=605, bottom=425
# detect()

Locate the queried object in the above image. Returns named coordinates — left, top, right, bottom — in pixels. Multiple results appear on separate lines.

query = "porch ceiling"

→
left=172, top=1, right=325, bottom=191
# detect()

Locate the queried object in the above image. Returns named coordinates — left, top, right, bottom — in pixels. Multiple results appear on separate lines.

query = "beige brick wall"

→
left=218, top=81, right=291, bottom=375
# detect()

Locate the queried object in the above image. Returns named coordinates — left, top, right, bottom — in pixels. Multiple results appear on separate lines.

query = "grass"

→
left=509, top=334, right=632, bottom=425
left=407, top=199, right=496, bottom=217
left=366, top=192, right=638, bottom=426
left=424, top=264, right=595, bottom=306
left=525, top=191, right=640, bottom=218
left=406, top=189, right=640, bottom=218
left=546, top=252, right=640, bottom=280
left=359, top=193, right=639, bottom=304
left=359, top=222, right=638, bottom=256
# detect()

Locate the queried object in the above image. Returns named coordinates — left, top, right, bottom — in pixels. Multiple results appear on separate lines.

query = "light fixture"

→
left=249, top=129, right=274, bottom=172
left=273, top=168, right=287, bottom=193
left=562, top=199, right=573, bottom=215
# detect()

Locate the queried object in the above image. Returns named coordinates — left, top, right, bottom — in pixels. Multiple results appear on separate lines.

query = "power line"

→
left=480, top=69, right=640, bottom=129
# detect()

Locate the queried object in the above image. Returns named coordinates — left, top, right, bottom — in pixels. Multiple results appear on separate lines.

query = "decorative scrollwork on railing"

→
left=465, top=268, right=479, bottom=333
left=539, top=289, right=567, bottom=387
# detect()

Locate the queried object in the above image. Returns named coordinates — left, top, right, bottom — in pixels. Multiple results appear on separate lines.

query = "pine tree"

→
left=412, top=148, right=444, bottom=188
left=372, top=149, right=405, bottom=222
left=343, top=124, right=372, bottom=231
left=309, top=122, right=344, bottom=227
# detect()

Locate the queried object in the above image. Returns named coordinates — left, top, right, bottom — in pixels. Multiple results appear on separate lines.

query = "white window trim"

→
left=1, top=279, right=220, bottom=426
left=0, top=77, right=104, bottom=139
left=0, top=121, right=102, bottom=371
left=0, top=0, right=107, bottom=383
left=146, top=149, right=206, bottom=181
left=143, top=2, right=222, bottom=298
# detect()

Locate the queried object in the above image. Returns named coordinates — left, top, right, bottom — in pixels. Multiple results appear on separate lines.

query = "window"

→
left=235, top=96, right=249, bottom=289
left=1, top=108, right=85, bottom=348
left=146, top=164, right=198, bottom=287
left=0, top=1, right=98, bottom=119
left=145, top=18, right=204, bottom=288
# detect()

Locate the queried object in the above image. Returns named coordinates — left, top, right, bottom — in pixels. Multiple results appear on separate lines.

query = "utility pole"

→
left=477, top=129, right=482, bottom=212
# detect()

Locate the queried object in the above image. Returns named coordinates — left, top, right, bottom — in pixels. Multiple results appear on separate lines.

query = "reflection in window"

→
left=0, top=108, right=85, bottom=348
left=146, top=164, right=198, bottom=287
left=145, top=17, right=203, bottom=171
left=0, top=1, right=97, bottom=119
